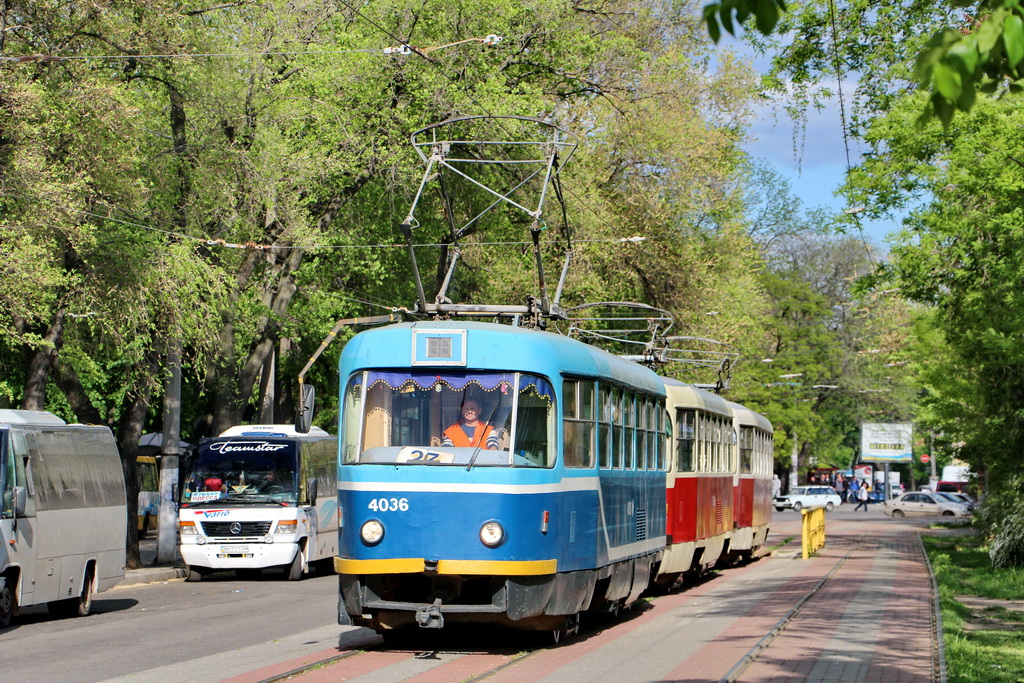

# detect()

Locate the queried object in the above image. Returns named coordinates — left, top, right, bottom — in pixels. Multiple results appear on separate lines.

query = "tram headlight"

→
left=360, top=519, right=385, bottom=546
left=479, top=521, right=505, bottom=548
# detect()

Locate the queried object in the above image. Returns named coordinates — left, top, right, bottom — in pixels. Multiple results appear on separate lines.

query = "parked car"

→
left=883, top=491, right=972, bottom=518
left=774, top=485, right=842, bottom=512
left=936, top=491, right=976, bottom=512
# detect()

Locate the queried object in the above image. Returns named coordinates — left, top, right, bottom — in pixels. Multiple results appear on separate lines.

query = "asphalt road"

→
left=1, top=567, right=346, bottom=683
left=1, top=504, right=907, bottom=683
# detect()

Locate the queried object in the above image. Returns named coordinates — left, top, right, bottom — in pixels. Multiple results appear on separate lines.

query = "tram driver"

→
left=441, top=398, right=501, bottom=449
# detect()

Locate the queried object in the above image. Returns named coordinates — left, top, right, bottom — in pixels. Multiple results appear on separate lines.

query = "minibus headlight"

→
left=179, top=521, right=198, bottom=536
left=480, top=521, right=504, bottom=548
left=360, top=519, right=385, bottom=546
left=275, top=520, right=298, bottom=535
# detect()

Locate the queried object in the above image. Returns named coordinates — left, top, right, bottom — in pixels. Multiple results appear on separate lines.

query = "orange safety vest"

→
left=443, top=423, right=494, bottom=448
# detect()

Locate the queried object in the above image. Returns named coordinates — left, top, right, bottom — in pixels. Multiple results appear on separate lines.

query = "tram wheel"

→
left=551, top=613, right=580, bottom=644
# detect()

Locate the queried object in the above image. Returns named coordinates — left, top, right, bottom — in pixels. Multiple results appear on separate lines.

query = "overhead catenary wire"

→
left=0, top=36, right=504, bottom=63
left=0, top=192, right=646, bottom=251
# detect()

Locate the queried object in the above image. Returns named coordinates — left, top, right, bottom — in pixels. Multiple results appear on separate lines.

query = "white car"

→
left=883, top=491, right=972, bottom=518
left=774, top=486, right=842, bottom=512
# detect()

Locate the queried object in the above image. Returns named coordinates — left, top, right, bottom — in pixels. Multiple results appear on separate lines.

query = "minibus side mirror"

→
left=306, top=478, right=318, bottom=504
left=13, top=486, right=26, bottom=517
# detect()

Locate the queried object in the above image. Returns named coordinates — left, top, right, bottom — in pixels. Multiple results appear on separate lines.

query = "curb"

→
left=120, top=566, right=187, bottom=586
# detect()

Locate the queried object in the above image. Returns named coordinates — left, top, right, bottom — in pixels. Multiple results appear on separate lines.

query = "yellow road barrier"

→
left=801, top=506, right=827, bottom=559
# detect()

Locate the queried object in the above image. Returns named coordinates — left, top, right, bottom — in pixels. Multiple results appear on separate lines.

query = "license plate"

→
left=220, top=545, right=250, bottom=553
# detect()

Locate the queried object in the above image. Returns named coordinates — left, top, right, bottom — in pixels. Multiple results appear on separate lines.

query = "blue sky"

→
left=743, top=102, right=903, bottom=249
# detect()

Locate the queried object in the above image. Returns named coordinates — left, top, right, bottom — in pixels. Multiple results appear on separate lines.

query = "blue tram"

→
left=334, top=321, right=668, bottom=634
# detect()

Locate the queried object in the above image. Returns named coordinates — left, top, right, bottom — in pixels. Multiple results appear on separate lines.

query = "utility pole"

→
left=789, top=431, right=799, bottom=490
left=929, top=431, right=938, bottom=490
left=158, top=341, right=181, bottom=564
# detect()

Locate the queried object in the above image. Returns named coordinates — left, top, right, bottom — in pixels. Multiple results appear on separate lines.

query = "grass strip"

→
left=922, top=530, right=1024, bottom=683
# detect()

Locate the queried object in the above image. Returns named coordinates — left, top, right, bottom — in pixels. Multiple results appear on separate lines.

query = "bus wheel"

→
left=185, top=566, right=205, bottom=582
left=287, top=549, right=304, bottom=581
left=76, top=567, right=94, bottom=616
left=0, top=576, right=15, bottom=628
left=48, top=566, right=93, bottom=618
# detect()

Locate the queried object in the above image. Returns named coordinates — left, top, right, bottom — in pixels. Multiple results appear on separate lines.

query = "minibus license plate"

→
left=220, top=545, right=250, bottom=553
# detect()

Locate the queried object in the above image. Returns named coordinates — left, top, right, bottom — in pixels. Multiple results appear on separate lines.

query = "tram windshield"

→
left=342, top=370, right=555, bottom=467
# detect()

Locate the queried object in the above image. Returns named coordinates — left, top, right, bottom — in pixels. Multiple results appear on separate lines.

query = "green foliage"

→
left=974, top=476, right=1024, bottom=569
left=703, top=0, right=787, bottom=42
left=857, top=94, right=1024, bottom=489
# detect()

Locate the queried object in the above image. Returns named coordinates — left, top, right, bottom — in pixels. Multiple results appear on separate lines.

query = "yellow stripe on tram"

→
left=437, top=559, right=557, bottom=575
left=334, top=557, right=558, bottom=575
left=334, top=557, right=425, bottom=574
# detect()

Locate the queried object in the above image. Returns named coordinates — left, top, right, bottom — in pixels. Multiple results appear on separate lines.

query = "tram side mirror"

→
left=13, top=486, right=26, bottom=517
left=295, top=384, right=315, bottom=434
left=306, top=478, right=318, bottom=504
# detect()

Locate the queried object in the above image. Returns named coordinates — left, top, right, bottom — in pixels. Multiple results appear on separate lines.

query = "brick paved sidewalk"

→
left=720, top=510, right=945, bottom=683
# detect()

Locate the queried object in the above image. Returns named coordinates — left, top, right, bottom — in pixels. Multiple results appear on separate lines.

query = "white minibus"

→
left=178, top=425, right=337, bottom=581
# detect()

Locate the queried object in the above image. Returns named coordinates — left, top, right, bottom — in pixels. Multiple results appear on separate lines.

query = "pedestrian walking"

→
left=854, top=481, right=870, bottom=511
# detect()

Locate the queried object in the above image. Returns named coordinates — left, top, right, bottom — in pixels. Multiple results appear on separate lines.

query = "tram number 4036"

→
left=368, top=497, right=410, bottom=512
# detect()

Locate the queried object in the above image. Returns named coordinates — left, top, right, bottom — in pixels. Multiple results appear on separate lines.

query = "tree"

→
left=703, top=0, right=1024, bottom=127
left=857, top=93, right=1024, bottom=493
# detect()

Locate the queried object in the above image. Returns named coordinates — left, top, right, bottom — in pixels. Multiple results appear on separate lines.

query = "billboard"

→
left=860, top=422, right=914, bottom=463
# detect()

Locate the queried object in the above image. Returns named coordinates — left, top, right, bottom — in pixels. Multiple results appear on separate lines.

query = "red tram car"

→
left=726, top=400, right=774, bottom=562
left=655, top=380, right=774, bottom=588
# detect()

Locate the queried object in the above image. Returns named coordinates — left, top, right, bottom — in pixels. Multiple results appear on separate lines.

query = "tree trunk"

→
left=21, top=308, right=66, bottom=410
left=117, top=388, right=152, bottom=570
left=51, top=361, right=105, bottom=425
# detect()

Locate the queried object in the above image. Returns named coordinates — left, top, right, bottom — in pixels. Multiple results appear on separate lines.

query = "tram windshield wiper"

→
left=465, top=444, right=486, bottom=471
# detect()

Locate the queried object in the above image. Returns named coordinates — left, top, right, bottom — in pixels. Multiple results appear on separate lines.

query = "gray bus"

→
left=1, top=410, right=127, bottom=628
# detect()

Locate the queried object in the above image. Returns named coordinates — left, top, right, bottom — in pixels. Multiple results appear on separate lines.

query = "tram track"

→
left=256, top=632, right=545, bottom=682
left=717, top=541, right=860, bottom=683
left=255, top=519, right=945, bottom=683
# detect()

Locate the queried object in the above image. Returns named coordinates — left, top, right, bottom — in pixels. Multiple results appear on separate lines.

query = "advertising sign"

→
left=860, top=422, right=914, bottom=463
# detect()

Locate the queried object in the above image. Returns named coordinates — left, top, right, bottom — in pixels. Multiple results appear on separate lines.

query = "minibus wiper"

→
left=225, top=495, right=289, bottom=506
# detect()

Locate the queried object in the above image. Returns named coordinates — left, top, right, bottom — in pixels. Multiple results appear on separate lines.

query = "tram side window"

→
left=623, top=391, right=636, bottom=469
left=563, top=379, right=595, bottom=468
left=606, top=389, right=622, bottom=471
left=676, top=409, right=695, bottom=472
left=636, top=397, right=648, bottom=470
left=651, top=401, right=664, bottom=470
left=599, top=385, right=612, bottom=469
left=739, top=426, right=753, bottom=474
left=661, top=409, right=671, bottom=470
